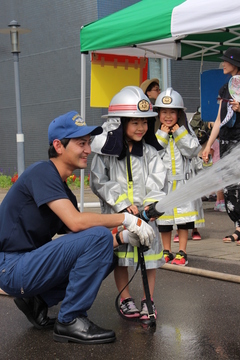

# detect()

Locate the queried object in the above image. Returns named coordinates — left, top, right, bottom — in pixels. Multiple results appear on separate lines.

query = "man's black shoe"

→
left=53, top=316, right=116, bottom=344
left=14, top=295, right=56, bottom=330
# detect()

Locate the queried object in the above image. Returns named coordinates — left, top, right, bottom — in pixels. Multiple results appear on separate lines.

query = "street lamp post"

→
left=0, top=20, right=30, bottom=176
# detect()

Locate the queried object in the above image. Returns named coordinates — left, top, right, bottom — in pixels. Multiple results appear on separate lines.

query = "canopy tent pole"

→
left=80, top=52, right=87, bottom=212
left=161, top=58, right=171, bottom=90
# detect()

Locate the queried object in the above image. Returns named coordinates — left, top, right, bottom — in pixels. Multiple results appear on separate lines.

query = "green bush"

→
left=0, top=173, right=90, bottom=190
left=0, top=173, right=12, bottom=189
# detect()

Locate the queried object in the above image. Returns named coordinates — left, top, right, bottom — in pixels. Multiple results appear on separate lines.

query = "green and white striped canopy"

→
left=80, top=0, right=240, bottom=62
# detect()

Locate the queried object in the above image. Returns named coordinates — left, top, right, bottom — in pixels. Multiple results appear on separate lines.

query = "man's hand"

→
left=128, top=232, right=141, bottom=247
left=122, top=213, right=154, bottom=248
left=122, top=230, right=141, bottom=247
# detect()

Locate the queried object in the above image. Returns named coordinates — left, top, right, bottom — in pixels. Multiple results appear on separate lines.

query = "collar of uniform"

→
left=118, top=140, right=143, bottom=160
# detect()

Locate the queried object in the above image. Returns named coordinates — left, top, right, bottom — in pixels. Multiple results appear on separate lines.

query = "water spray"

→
left=155, top=144, right=240, bottom=214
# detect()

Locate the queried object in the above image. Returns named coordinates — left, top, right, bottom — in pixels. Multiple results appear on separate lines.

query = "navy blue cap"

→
left=48, top=111, right=102, bottom=145
left=220, top=47, right=240, bottom=67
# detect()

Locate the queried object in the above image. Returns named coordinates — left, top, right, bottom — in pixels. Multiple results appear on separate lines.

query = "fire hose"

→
left=112, top=203, right=164, bottom=327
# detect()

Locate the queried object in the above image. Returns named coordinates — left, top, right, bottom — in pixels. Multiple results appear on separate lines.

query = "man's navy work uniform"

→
left=0, top=161, right=113, bottom=322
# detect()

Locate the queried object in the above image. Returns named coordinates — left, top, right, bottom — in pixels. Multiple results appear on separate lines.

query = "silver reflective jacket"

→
left=90, top=141, right=167, bottom=269
left=90, top=143, right=167, bottom=214
left=156, top=125, right=203, bottom=225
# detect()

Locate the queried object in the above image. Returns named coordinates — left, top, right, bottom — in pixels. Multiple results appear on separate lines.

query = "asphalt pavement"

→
left=1, top=188, right=240, bottom=359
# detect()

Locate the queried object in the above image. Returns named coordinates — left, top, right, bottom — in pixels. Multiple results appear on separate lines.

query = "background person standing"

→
left=140, top=78, right=161, bottom=105
left=202, top=47, right=240, bottom=244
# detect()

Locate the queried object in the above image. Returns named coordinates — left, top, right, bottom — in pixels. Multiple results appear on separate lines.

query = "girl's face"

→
left=125, top=118, right=148, bottom=142
left=222, top=61, right=238, bottom=76
left=159, top=108, right=178, bottom=128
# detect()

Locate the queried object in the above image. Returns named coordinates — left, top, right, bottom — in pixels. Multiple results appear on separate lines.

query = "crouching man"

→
left=0, top=111, right=154, bottom=344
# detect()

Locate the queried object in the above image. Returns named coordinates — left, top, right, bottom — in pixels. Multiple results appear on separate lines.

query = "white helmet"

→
left=154, top=87, right=186, bottom=110
left=102, top=86, right=158, bottom=118
left=154, top=88, right=188, bottom=133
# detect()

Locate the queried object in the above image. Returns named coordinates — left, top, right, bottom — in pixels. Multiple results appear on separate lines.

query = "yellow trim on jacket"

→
left=160, top=211, right=198, bottom=220
left=174, top=129, right=188, bottom=143
left=115, top=193, right=129, bottom=205
left=156, top=133, right=168, bottom=145
left=115, top=247, right=163, bottom=262
left=126, top=157, right=134, bottom=204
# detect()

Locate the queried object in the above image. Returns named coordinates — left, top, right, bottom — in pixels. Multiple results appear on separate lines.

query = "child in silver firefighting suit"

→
left=90, top=86, right=167, bottom=321
left=154, top=88, right=203, bottom=266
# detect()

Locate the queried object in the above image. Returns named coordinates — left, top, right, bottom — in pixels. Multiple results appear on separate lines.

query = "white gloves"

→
left=122, top=230, right=141, bottom=247
left=122, top=213, right=155, bottom=248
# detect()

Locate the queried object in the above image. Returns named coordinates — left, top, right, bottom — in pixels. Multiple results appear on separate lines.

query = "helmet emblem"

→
left=162, top=96, right=172, bottom=105
left=138, top=99, right=150, bottom=112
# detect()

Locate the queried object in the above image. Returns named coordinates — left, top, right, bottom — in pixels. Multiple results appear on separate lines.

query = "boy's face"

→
left=147, top=85, right=161, bottom=100
left=62, top=135, right=92, bottom=170
left=159, top=108, right=178, bottom=128
left=125, top=118, right=148, bottom=142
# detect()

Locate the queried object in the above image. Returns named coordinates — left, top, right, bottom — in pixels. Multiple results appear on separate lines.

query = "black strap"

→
left=115, top=145, right=156, bottom=327
left=126, top=146, right=132, bottom=182
left=137, top=246, right=156, bottom=325
left=115, top=232, right=122, bottom=246
left=115, top=246, right=156, bottom=327
left=115, top=260, right=139, bottom=320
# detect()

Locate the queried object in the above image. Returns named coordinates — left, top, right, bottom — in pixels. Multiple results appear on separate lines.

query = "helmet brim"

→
left=102, top=111, right=158, bottom=118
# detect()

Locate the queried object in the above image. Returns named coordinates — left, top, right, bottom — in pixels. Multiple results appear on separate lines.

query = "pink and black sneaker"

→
left=120, top=297, right=140, bottom=318
left=139, top=299, right=157, bottom=321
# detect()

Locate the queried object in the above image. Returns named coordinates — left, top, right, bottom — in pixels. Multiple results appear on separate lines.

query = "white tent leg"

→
left=161, top=58, right=171, bottom=90
left=80, top=53, right=87, bottom=212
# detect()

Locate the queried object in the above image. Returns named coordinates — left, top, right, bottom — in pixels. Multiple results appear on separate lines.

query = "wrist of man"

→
left=115, top=231, right=123, bottom=246
left=115, top=229, right=131, bottom=246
